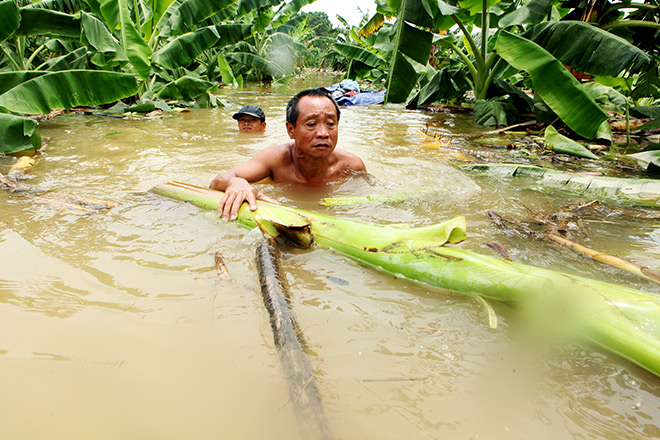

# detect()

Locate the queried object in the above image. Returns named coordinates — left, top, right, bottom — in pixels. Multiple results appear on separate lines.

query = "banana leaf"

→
left=80, top=11, right=129, bottom=68
left=0, top=70, right=139, bottom=115
left=499, top=0, right=554, bottom=28
left=270, top=0, right=317, bottom=28
left=0, top=71, right=48, bottom=96
left=157, top=0, right=239, bottom=35
left=544, top=126, right=600, bottom=160
left=155, top=75, right=216, bottom=100
left=524, top=21, right=652, bottom=77
left=42, top=46, right=89, bottom=71
left=385, top=7, right=433, bottom=103
left=214, top=24, right=252, bottom=45
left=0, top=1, right=20, bottom=44
left=626, top=150, right=660, bottom=175
left=152, top=26, right=220, bottom=70
left=0, top=114, right=42, bottom=154
left=16, top=8, right=81, bottom=40
left=332, top=43, right=386, bottom=68
left=150, top=181, right=660, bottom=378
left=227, top=52, right=287, bottom=78
left=25, top=0, right=88, bottom=12
left=495, top=31, right=608, bottom=140
left=459, top=163, right=660, bottom=206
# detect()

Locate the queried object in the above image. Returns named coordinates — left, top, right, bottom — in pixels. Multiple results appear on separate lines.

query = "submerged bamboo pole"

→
left=546, top=232, right=660, bottom=285
left=255, top=236, right=331, bottom=440
left=487, top=211, right=660, bottom=286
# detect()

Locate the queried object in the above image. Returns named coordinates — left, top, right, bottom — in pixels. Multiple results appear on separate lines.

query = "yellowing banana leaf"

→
left=544, top=126, right=600, bottom=160
left=0, top=70, right=138, bottom=115
left=150, top=181, right=660, bottom=378
left=495, top=31, right=608, bottom=140
left=460, top=163, right=660, bottom=206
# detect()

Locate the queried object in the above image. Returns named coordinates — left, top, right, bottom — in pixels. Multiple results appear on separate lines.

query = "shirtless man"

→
left=210, top=88, right=366, bottom=221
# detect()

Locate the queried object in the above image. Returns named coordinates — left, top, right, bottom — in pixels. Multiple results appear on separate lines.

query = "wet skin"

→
left=237, top=115, right=266, bottom=133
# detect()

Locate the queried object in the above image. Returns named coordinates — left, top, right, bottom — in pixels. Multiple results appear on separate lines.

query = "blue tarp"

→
left=335, top=90, right=386, bottom=106
left=322, top=83, right=386, bottom=106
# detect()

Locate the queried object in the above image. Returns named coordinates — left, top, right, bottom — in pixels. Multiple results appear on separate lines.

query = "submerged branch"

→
left=546, top=232, right=660, bottom=285
left=488, top=210, right=660, bottom=285
left=213, top=251, right=232, bottom=281
left=256, top=236, right=331, bottom=440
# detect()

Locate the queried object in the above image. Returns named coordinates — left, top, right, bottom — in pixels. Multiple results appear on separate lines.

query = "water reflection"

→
left=1, top=74, right=660, bottom=439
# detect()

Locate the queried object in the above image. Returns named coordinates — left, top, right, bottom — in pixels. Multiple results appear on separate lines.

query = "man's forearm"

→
left=210, top=173, right=249, bottom=191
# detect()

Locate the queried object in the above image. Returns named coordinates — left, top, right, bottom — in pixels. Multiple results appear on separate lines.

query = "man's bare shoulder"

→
left=334, top=149, right=366, bottom=172
left=255, top=141, right=294, bottom=162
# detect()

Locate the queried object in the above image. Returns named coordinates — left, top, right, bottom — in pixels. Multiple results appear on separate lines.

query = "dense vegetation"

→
left=335, top=0, right=660, bottom=145
left=0, top=0, right=341, bottom=153
left=1, top=0, right=660, bottom=157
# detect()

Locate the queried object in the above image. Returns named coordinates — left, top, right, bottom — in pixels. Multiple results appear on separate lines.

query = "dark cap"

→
left=232, top=105, right=265, bottom=122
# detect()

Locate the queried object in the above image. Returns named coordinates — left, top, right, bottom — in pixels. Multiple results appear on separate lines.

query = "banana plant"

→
left=151, top=181, right=660, bottom=379
left=363, top=0, right=655, bottom=140
left=0, top=0, right=256, bottom=153
left=222, top=0, right=316, bottom=83
left=459, top=163, right=660, bottom=206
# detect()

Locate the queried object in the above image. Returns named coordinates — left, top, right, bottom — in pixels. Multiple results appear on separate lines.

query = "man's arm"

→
left=210, top=148, right=279, bottom=221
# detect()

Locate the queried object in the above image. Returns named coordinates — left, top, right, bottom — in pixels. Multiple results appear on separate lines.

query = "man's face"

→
left=237, top=115, right=266, bottom=133
left=286, top=96, right=338, bottom=158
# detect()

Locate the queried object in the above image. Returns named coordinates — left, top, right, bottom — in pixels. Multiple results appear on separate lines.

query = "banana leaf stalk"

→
left=546, top=232, right=660, bottom=285
left=150, top=181, right=660, bottom=378
left=460, top=163, right=660, bottom=206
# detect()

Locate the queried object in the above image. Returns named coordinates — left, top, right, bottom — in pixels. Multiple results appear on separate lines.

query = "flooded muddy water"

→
left=2, top=74, right=660, bottom=439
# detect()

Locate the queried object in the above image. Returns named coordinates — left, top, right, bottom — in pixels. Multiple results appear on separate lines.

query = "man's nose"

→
left=316, top=124, right=329, bottom=137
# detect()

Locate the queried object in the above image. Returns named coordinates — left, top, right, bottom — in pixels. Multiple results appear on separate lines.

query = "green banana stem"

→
left=150, top=181, right=660, bottom=378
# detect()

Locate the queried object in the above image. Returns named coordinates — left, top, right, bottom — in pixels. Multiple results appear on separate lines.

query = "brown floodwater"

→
left=2, top=74, right=660, bottom=439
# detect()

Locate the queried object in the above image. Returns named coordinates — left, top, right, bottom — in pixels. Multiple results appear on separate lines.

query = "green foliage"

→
left=0, top=114, right=41, bottom=154
left=0, top=2, right=20, bottom=44
left=0, top=70, right=139, bottom=114
left=324, top=0, right=660, bottom=139
left=0, top=0, right=330, bottom=152
left=496, top=31, right=608, bottom=139
left=544, top=125, right=600, bottom=159
left=524, top=21, right=652, bottom=77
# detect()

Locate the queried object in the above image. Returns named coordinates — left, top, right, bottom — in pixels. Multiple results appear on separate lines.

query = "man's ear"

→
left=286, top=122, right=295, bottom=139
left=261, top=121, right=267, bottom=131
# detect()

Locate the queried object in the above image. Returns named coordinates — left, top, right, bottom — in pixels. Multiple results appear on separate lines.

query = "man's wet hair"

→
left=286, top=88, right=341, bottom=127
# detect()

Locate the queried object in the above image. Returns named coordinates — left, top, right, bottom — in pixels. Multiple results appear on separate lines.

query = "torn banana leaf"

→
left=544, top=126, right=600, bottom=160
left=150, top=181, right=660, bottom=378
left=460, top=163, right=660, bottom=206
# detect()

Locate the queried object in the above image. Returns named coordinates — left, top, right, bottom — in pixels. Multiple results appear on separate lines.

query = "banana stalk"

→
left=150, top=181, right=660, bottom=378
left=460, top=163, right=660, bottom=206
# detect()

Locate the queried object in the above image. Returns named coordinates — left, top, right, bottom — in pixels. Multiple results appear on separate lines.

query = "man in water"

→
left=211, top=88, right=366, bottom=221
left=233, top=104, right=267, bottom=133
